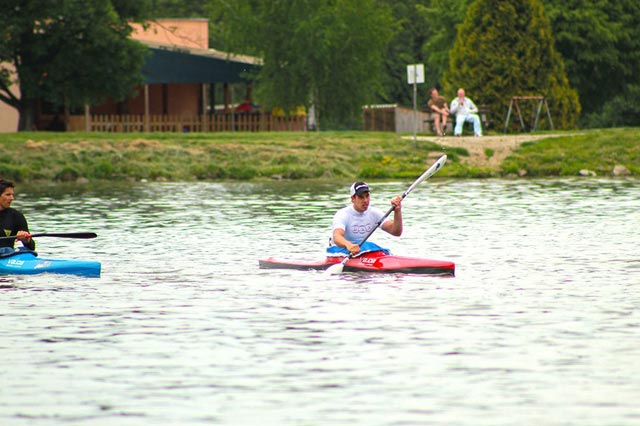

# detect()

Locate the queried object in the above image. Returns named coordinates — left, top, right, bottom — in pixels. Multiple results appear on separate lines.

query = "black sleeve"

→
left=13, top=210, right=36, bottom=251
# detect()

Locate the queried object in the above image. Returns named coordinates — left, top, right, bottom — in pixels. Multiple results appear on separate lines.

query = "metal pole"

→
left=504, top=98, right=513, bottom=133
left=413, top=74, right=417, bottom=148
left=532, top=98, right=543, bottom=132
left=544, top=98, right=554, bottom=130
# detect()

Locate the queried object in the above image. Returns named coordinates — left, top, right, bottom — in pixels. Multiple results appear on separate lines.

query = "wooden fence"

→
left=362, top=104, right=431, bottom=133
left=67, top=112, right=307, bottom=133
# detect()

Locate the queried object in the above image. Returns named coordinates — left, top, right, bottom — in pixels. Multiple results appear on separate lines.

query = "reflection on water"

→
left=2, top=178, right=639, bottom=425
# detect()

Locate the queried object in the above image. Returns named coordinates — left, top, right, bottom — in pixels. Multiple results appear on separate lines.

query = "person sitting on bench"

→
left=427, top=87, right=450, bottom=136
left=450, top=88, right=482, bottom=137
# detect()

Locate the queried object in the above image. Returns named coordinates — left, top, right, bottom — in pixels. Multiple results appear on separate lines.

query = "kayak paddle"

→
left=326, top=154, right=447, bottom=275
left=0, top=232, right=98, bottom=240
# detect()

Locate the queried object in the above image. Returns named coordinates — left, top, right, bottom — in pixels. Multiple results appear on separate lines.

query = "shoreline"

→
left=1, top=129, right=637, bottom=182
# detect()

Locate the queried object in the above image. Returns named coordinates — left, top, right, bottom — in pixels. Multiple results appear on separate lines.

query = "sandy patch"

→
left=405, top=133, right=579, bottom=168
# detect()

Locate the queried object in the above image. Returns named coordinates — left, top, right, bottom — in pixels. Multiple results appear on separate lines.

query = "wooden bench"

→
left=423, top=105, right=491, bottom=135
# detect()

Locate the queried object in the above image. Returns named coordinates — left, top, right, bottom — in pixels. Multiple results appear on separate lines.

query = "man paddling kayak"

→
left=328, top=182, right=402, bottom=256
left=0, top=179, right=35, bottom=250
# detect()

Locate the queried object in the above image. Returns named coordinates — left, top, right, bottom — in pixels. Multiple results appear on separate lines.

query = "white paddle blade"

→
left=404, top=154, right=447, bottom=196
left=325, top=262, right=345, bottom=275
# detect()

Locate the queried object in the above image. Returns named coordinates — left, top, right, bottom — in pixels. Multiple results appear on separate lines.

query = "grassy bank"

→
left=0, top=128, right=637, bottom=182
left=502, top=128, right=639, bottom=177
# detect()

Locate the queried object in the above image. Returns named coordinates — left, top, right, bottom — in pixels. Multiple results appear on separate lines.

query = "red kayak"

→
left=259, top=250, right=455, bottom=276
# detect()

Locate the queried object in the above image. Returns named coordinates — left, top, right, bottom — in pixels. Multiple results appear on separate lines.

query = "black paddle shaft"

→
left=356, top=204, right=396, bottom=247
left=0, top=232, right=98, bottom=240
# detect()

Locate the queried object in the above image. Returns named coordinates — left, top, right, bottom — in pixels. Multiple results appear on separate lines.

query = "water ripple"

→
left=1, top=178, right=639, bottom=425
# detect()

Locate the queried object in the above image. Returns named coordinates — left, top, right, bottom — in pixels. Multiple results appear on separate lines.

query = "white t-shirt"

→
left=330, top=205, right=387, bottom=244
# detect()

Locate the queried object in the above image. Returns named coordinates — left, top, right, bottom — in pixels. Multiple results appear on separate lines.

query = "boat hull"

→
left=259, top=251, right=455, bottom=276
left=0, top=251, right=101, bottom=278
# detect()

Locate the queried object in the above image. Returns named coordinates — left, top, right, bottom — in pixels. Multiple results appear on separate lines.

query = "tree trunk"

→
left=17, top=98, right=37, bottom=131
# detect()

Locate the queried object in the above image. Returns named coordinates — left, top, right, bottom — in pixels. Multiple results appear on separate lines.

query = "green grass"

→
left=0, top=128, right=637, bottom=182
left=501, top=128, right=639, bottom=177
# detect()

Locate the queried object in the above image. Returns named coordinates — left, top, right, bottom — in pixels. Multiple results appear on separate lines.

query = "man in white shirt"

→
left=449, top=88, right=483, bottom=137
left=329, top=182, right=402, bottom=256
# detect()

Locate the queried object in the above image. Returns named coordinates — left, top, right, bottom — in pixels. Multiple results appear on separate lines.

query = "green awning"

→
left=142, top=43, right=261, bottom=84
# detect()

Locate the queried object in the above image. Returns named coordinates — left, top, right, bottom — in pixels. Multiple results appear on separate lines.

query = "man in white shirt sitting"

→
left=449, top=88, right=482, bottom=137
left=328, top=182, right=402, bottom=256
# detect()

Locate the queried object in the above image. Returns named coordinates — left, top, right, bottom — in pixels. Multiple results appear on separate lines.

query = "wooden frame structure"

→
left=503, top=96, right=553, bottom=133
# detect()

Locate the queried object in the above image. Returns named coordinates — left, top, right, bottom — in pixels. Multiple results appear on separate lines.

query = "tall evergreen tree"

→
left=443, top=0, right=580, bottom=129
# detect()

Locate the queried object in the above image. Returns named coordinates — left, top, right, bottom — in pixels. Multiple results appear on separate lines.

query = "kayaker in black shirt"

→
left=0, top=179, right=35, bottom=250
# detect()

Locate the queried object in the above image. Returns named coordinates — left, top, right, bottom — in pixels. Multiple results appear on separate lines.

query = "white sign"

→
left=407, top=64, right=425, bottom=84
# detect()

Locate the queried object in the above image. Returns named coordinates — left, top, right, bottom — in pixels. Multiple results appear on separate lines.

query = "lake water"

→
left=1, top=178, right=639, bottom=426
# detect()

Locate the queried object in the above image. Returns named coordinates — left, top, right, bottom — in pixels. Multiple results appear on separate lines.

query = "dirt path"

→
left=404, top=134, right=577, bottom=168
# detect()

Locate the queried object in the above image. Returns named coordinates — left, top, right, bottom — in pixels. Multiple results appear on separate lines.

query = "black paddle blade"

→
left=31, top=232, right=98, bottom=239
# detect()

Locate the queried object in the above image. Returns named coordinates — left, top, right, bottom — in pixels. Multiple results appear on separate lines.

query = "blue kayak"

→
left=0, top=248, right=101, bottom=278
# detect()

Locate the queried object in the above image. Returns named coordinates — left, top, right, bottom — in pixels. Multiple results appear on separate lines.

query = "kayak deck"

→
left=259, top=251, right=455, bottom=276
left=0, top=250, right=101, bottom=278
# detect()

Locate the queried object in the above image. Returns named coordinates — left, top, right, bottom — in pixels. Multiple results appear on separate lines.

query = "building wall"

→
left=130, top=19, right=209, bottom=49
left=167, top=84, right=200, bottom=115
left=0, top=63, right=19, bottom=132
left=91, top=83, right=201, bottom=116
left=125, top=84, right=201, bottom=116
left=0, top=101, right=19, bottom=133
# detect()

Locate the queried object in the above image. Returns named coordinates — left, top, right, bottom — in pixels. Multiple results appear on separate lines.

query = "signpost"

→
left=407, top=64, right=425, bottom=147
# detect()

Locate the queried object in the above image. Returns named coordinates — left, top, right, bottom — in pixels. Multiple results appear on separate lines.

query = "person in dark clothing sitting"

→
left=0, top=179, right=35, bottom=250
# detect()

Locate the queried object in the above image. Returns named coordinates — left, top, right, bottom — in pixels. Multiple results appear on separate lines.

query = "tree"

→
left=376, top=1, right=432, bottom=107
left=208, top=0, right=395, bottom=130
left=148, top=0, right=209, bottom=18
left=416, top=0, right=473, bottom=91
left=443, top=0, right=580, bottom=129
left=0, top=0, right=150, bottom=131
left=543, top=0, right=640, bottom=127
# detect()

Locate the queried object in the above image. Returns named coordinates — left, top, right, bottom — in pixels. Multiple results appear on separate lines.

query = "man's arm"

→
left=332, top=228, right=360, bottom=255
left=468, top=98, right=479, bottom=114
left=449, top=99, right=459, bottom=114
left=14, top=212, right=35, bottom=250
left=381, top=196, right=403, bottom=236
left=16, top=230, right=35, bottom=250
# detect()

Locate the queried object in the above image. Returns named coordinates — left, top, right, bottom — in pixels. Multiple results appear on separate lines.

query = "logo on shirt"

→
left=351, top=223, right=374, bottom=234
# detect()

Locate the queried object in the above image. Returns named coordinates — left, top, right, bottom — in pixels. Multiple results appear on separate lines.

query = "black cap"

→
left=350, top=182, right=370, bottom=196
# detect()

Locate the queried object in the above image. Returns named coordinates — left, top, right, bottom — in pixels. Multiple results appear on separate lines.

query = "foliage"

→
left=2, top=0, right=638, bottom=132
left=414, top=0, right=640, bottom=128
left=543, top=0, right=640, bottom=126
left=416, top=0, right=474, bottom=91
left=0, top=0, right=150, bottom=130
left=376, top=0, right=433, bottom=107
left=206, top=0, right=395, bottom=130
left=582, top=84, right=640, bottom=128
left=443, top=0, right=580, bottom=130
left=147, top=0, right=209, bottom=18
